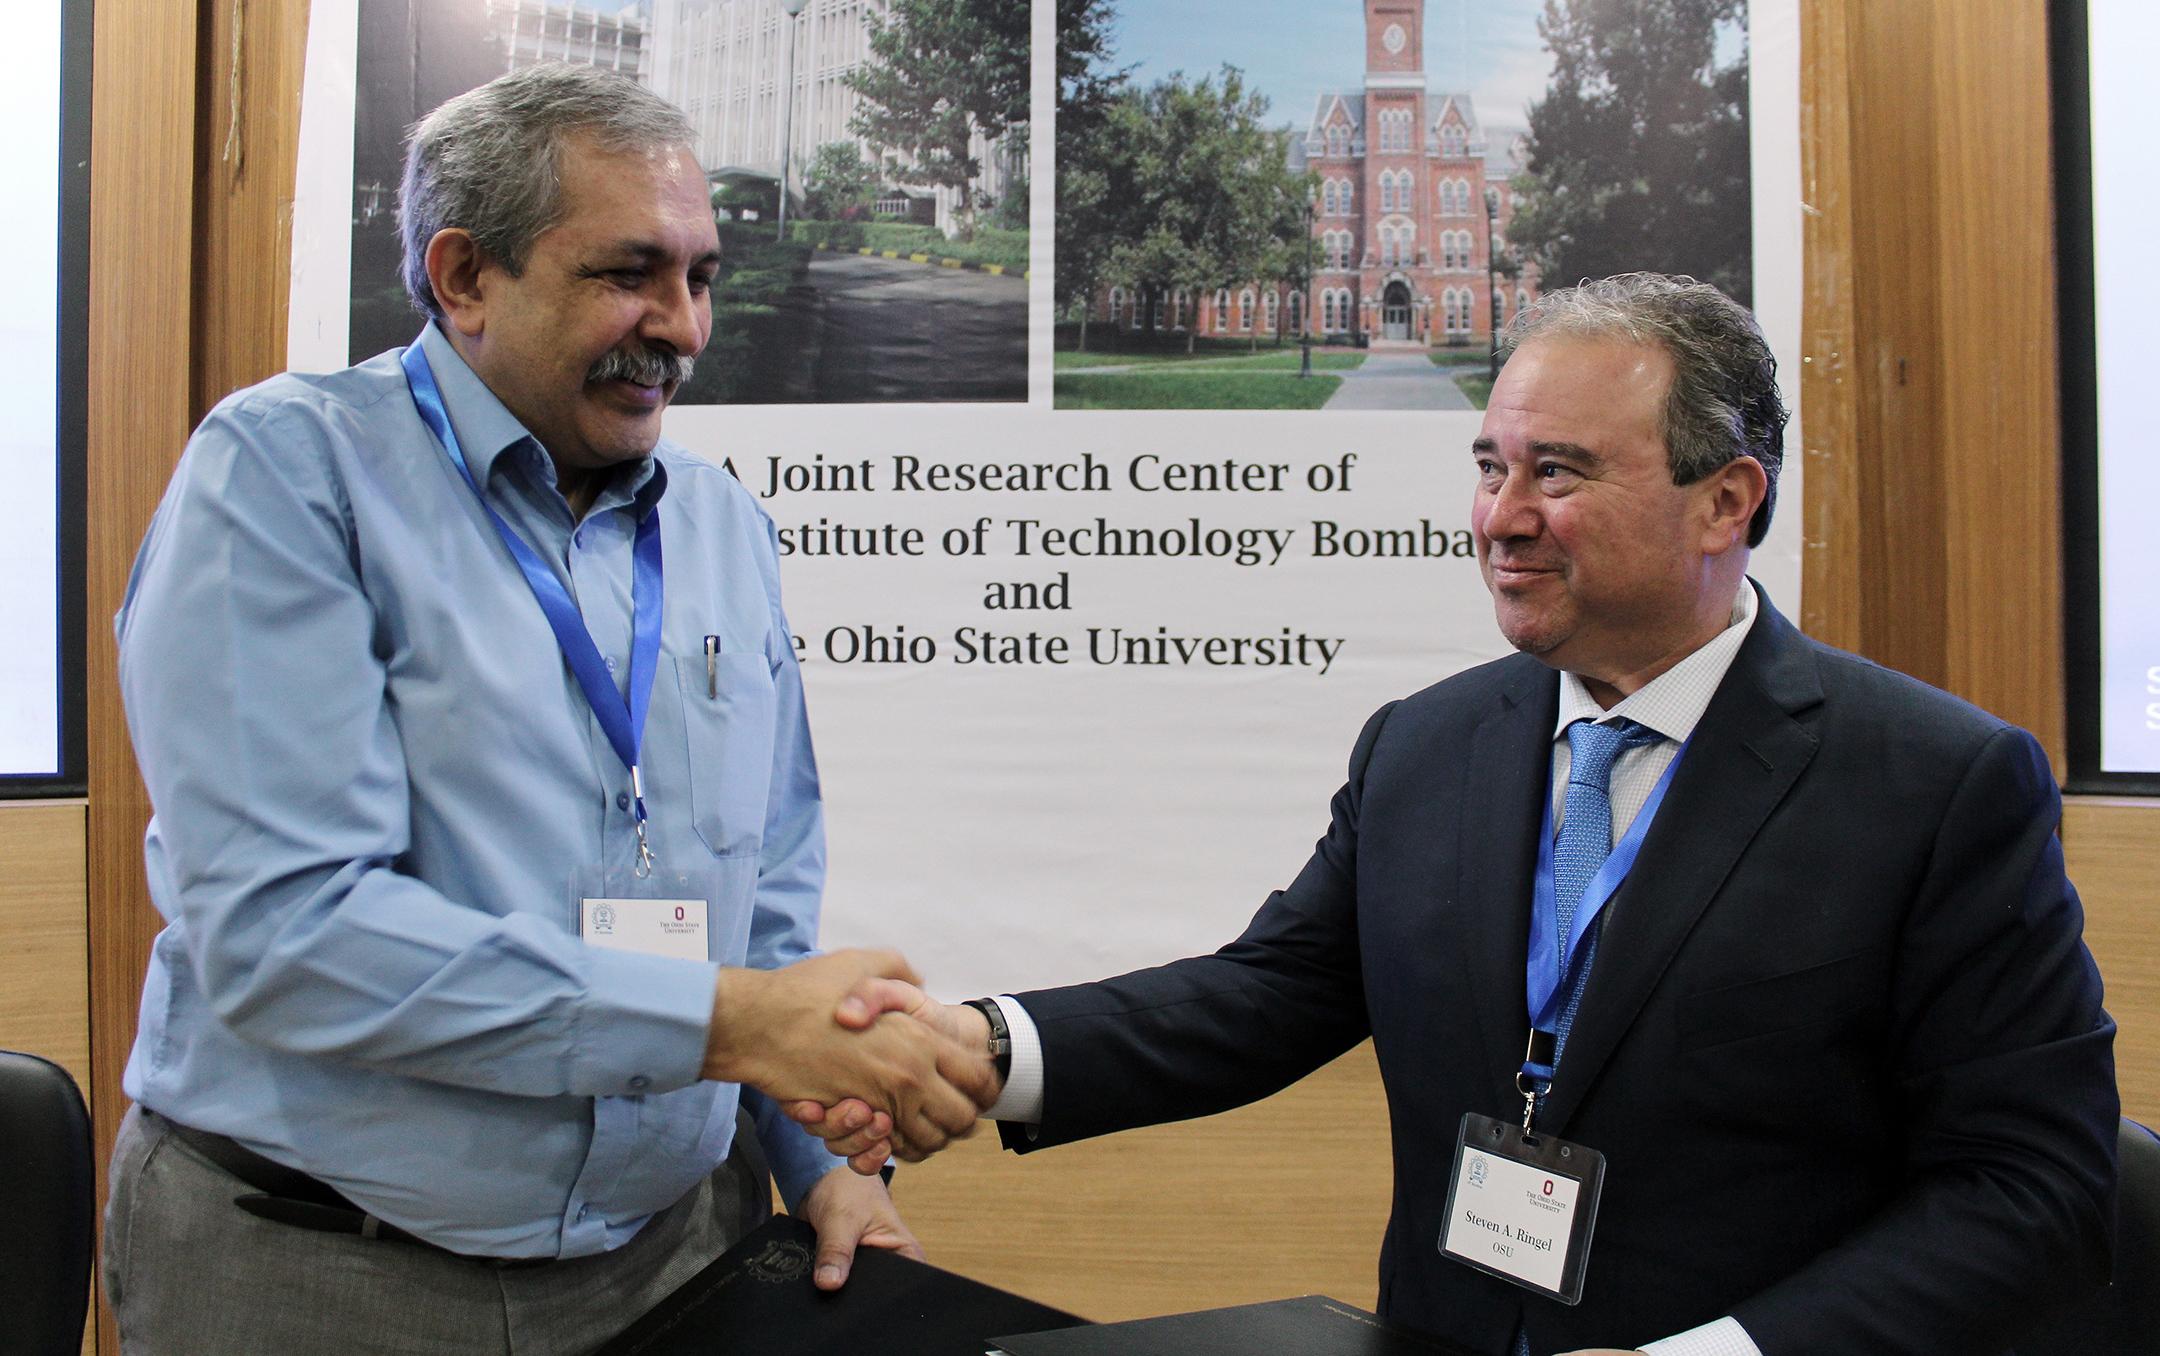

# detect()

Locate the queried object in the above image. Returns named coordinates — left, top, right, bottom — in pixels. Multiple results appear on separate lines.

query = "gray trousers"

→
left=104, top=1105, right=771, bottom=1356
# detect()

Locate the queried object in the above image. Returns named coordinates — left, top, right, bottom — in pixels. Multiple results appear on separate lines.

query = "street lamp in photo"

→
left=776, top=0, right=811, bottom=242
left=1299, top=187, right=1315, bottom=379
left=1484, top=185, right=1503, bottom=382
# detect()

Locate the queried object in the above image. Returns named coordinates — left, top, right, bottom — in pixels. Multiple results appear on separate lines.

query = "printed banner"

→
left=290, top=0, right=1802, bottom=994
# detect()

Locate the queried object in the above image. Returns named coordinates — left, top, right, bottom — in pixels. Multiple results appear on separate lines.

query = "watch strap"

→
left=962, top=997, right=1014, bottom=1082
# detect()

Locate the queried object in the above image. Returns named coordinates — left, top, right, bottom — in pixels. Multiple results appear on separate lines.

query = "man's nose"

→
left=1480, top=469, right=1543, bottom=539
left=643, top=276, right=706, bottom=357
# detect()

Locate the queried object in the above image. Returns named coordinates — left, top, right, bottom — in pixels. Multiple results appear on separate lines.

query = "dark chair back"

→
left=0, top=1050, right=94, bottom=1356
left=2018, top=1117, right=2160, bottom=1355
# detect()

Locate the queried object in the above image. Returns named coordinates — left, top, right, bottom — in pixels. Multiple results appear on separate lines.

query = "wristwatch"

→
left=961, top=998, right=1013, bottom=1082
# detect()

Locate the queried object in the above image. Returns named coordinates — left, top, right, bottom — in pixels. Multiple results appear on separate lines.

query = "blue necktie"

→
left=1549, top=718, right=1661, bottom=1067
left=1513, top=723, right=1658, bottom=1356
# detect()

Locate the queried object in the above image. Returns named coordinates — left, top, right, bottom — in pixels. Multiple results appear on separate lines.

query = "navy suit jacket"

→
left=1002, top=591, right=2117, bottom=1355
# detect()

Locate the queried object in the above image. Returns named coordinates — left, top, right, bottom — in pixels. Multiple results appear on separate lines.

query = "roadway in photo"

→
left=808, top=252, right=1028, bottom=403
left=1322, top=349, right=1477, bottom=411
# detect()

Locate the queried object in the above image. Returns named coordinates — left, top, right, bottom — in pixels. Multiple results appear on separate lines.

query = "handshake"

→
left=702, top=949, right=999, bottom=1168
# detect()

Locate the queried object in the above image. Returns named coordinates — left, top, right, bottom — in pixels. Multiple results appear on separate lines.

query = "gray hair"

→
left=1498, top=273, right=1788, bottom=548
left=398, top=64, right=697, bottom=319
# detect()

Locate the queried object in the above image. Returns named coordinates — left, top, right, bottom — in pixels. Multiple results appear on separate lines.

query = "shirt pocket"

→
left=672, top=652, right=776, bottom=860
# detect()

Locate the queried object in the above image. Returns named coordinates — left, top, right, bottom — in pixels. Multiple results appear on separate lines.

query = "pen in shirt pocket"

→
left=704, top=635, right=718, bottom=699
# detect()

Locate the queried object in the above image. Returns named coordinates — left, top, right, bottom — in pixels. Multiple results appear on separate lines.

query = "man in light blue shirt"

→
left=102, top=65, right=992, bottom=1355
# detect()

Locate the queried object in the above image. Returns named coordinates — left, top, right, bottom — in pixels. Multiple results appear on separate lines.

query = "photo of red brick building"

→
left=1056, top=0, right=1749, bottom=409
left=1294, top=0, right=1542, bottom=346
left=1084, top=0, right=1541, bottom=351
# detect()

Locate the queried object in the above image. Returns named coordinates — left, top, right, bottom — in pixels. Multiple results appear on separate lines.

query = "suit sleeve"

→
left=999, top=703, right=1399, bottom=1151
left=1731, top=726, right=2118, bottom=1354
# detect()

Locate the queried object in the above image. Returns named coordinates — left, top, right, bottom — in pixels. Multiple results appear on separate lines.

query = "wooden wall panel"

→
left=901, top=1043, right=1394, bottom=1321
left=85, top=0, right=200, bottom=1258
left=86, top=1, right=207, bottom=1352
left=1848, top=1, right=1948, bottom=691
left=0, top=802, right=94, bottom=1356
left=0, top=804, right=90, bottom=1091
left=1802, top=0, right=2145, bottom=1140
left=193, top=0, right=310, bottom=420
left=1801, top=0, right=2062, bottom=764
left=2066, top=800, right=2160, bottom=1124
left=1796, top=0, right=1862, bottom=654
left=1929, top=0, right=2066, bottom=767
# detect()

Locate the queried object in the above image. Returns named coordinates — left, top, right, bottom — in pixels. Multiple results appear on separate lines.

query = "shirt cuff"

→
left=982, top=995, right=1045, bottom=1123
left=1641, top=1316, right=1762, bottom=1356
left=569, top=950, right=719, bottom=1097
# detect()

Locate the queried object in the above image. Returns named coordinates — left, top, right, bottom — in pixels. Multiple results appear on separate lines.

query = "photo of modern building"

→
left=647, top=0, right=1020, bottom=239
left=490, top=0, right=650, bottom=76
left=347, top=0, right=1031, bottom=404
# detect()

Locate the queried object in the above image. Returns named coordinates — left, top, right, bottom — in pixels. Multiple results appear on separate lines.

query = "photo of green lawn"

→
left=1052, top=338, right=1363, bottom=410
left=1052, top=333, right=1506, bottom=411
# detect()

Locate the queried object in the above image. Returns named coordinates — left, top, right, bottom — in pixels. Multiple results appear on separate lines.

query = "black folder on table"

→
left=594, top=1214, right=1086, bottom=1356
left=990, top=1294, right=1475, bottom=1356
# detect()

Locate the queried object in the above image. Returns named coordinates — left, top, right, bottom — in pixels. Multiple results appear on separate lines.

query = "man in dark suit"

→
left=793, top=274, right=2119, bottom=1355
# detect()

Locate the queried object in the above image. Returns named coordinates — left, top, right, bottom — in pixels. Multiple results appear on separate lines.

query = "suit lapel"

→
left=1453, top=657, right=1559, bottom=1105
left=1540, top=595, right=1826, bottom=1130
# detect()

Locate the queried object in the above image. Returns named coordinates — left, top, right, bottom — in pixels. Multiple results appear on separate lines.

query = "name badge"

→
left=579, top=897, right=710, bottom=962
left=1440, top=1113, right=1605, bottom=1305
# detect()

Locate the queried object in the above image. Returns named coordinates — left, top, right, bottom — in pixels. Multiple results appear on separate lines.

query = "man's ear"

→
left=1697, top=454, right=1768, bottom=558
left=424, top=229, right=492, bottom=339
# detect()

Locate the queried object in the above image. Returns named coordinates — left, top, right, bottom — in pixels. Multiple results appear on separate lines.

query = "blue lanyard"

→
left=401, top=339, right=666, bottom=873
left=1519, top=731, right=1690, bottom=1088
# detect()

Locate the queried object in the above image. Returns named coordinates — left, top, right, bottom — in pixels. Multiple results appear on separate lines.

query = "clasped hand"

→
left=772, top=974, right=989, bottom=1171
left=703, top=950, right=995, bottom=1160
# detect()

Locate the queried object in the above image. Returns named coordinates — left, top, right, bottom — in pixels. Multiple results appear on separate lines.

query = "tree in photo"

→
left=1251, top=174, right=1318, bottom=352
left=1507, top=0, right=1752, bottom=305
left=1056, top=0, right=1131, bottom=351
left=1100, top=68, right=1307, bottom=354
left=988, top=168, right=1030, bottom=232
left=847, top=0, right=1031, bottom=241
left=802, top=141, right=881, bottom=222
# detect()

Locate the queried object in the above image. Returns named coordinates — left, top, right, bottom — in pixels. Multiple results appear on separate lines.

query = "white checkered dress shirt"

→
left=1551, top=580, right=1758, bottom=841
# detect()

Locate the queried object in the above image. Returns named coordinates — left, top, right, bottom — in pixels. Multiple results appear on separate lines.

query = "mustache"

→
left=588, top=345, right=696, bottom=388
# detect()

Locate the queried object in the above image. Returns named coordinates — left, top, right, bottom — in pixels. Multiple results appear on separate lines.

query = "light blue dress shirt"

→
left=117, top=323, right=835, bottom=1258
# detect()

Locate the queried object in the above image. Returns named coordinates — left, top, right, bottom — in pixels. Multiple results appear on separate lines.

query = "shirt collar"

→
left=413, top=322, right=666, bottom=517
left=1553, top=579, right=1760, bottom=744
